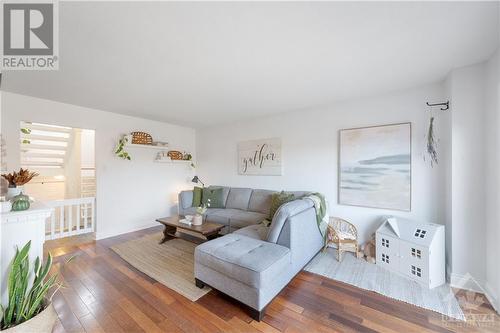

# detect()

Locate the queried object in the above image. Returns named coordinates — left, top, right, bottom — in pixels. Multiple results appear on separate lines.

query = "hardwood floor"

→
left=45, top=226, right=499, bottom=333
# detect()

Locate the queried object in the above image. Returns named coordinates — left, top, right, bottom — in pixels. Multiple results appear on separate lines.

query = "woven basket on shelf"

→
left=167, top=150, right=183, bottom=160
left=131, top=131, right=153, bottom=145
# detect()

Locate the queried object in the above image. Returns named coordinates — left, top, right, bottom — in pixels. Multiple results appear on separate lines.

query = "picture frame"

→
left=237, top=138, right=282, bottom=176
left=338, top=123, right=411, bottom=211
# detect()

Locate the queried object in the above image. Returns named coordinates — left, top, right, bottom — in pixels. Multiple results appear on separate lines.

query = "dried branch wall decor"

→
left=425, top=116, right=438, bottom=167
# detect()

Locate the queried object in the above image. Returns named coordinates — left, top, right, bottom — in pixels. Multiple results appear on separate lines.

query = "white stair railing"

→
left=44, top=197, right=95, bottom=240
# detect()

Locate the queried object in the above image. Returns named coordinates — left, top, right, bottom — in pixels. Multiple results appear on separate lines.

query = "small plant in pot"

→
left=1, top=168, right=39, bottom=200
left=194, top=199, right=211, bottom=225
left=0, top=241, right=65, bottom=333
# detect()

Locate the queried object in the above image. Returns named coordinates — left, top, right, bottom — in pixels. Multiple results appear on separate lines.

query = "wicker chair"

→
left=324, top=217, right=360, bottom=262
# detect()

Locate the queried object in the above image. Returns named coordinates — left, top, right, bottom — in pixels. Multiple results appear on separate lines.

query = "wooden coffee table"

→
left=156, top=215, right=224, bottom=244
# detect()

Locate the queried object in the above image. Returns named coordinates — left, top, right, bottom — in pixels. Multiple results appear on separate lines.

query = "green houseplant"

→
left=194, top=199, right=210, bottom=226
left=0, top=241, right=63, bottom=332
left=115, top=135, right=131, bottom=160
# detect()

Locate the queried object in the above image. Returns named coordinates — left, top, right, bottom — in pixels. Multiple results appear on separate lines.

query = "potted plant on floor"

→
left=1, top=168, right=39, bottom=200
left=0, top=241, right=63, bottom=333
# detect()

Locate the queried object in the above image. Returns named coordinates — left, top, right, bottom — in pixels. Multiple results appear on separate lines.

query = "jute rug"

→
left=305, top=248, right=465, bottom=321
left=111, top=233, right=211, bottom=301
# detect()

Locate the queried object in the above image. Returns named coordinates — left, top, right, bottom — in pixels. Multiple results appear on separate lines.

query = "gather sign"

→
left=237, top=138, right=282, bottom=176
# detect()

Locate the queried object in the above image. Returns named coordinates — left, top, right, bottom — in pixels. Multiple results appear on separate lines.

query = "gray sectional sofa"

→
left=178, top=186, right=309, bottom=233
left=178, top=186, right=323, bottom=321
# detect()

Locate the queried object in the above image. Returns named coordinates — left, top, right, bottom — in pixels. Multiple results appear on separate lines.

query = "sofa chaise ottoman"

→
left=192, top=195, right=323, bottom=321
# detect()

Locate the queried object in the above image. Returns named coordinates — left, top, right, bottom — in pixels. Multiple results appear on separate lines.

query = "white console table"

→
left=0, top=203, right=53, bottom=305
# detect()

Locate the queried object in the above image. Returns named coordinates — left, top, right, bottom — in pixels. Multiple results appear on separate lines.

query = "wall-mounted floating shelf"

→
left=154, top=159, right=192, bottom=164
left=125, top=143, right=169, bottom=150
left=122, top=140, right=192, bottom=164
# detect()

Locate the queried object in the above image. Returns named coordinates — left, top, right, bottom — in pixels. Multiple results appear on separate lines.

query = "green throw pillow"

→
left=202, top=187, right=224, bottom=208
left=192, top=186, right=203, bottom=207
left=269, top=191, right=295, bottom=220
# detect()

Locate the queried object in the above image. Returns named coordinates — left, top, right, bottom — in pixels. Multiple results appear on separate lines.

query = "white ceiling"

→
left=2, top=1, right=499, bottom=128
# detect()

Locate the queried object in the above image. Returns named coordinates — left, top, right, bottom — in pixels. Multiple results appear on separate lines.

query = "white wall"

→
left=81, top=129, right=95, bottom=169
left=65, top=129, right=82, bottom=199
left=485, top=49, right=500, bottom=311
left=1, top=92, right=196, bottom=239
left=197, top=83, right=449, bottom=244
left=446, top=64, right=487, bottom=286
left=443, top=75, right=453, bottom=278
left=441, top=56, right=499, bottom=311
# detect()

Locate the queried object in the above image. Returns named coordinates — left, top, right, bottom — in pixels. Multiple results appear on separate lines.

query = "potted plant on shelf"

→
left=0, top=241, right=65, bottom=333
left=1, top=168, right=39, bottom=200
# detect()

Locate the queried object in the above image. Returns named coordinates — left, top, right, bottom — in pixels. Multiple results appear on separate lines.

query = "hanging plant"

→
left=115, top=135, right=131, bottom=160
left=20, top=128, right=31, bottom=144
left=424, top=116, right=438, bottom=167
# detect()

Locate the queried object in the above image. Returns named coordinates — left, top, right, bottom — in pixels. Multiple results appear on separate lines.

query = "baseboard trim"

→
left=95, top=222, right=158, bottom=240
left=450, top=272, right=499, bottom=314
left=449, top=272, right=484, bottom=293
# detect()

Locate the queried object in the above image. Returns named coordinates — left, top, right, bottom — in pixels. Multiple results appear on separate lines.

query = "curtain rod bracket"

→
left=426, top=101, right=449, bottom=111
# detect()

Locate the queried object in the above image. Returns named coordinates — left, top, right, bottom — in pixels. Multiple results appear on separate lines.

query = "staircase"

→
left=81, top=167, right=96, bottom=198
left=21, top=122, right=97, bottom=239
left=20, top=121, right=70, bottom=170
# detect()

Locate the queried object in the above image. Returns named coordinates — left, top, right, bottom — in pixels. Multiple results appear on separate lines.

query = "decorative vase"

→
left=6, top=186, right=23, bottom=200
left=11, top=192, right=30, bottom=211
left=2, top=302, right=57, bottom=333
left=193, top=214, right=203, bottom=226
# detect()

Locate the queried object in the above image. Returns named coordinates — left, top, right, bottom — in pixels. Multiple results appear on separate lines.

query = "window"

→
left=411, top=265, right=422, bottom=277
left=414, top=229, right=427, bottom=239
left=382, top=253, right=390, bottom=264
left=382, top=238, right=390, bottom=248
left=411, top=248, right=422, bottom=259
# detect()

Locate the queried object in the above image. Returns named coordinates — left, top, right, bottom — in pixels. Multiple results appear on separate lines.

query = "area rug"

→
left=111, top=233, right=211, bottom=301
left=305, top=248, right=465, bottom=321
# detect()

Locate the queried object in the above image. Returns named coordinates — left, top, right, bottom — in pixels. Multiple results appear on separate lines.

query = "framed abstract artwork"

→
left=338, top=123, right=411, bottom=211
left=238, top=138, right=282, bottom=175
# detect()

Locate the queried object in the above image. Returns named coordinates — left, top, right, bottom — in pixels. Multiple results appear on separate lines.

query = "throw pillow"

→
left=192, top=186, right=203, bottom=207
left=269, top=191, right=295, bottom=220
left=202, top=187, right=224, bottom=208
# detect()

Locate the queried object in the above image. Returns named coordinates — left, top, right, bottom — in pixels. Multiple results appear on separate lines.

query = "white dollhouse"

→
left=376, top=217, right=445, bottom=289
